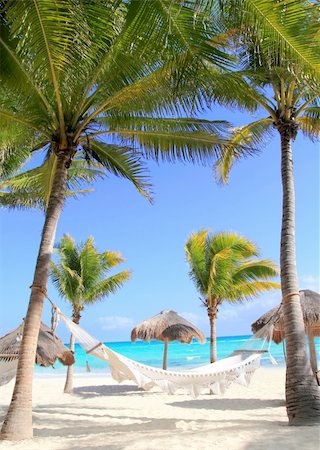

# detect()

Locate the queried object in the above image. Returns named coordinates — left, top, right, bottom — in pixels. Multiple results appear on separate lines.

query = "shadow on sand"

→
left=169, top=398, right=285, bottom=411
left=73, top=384, right=149, bottom=398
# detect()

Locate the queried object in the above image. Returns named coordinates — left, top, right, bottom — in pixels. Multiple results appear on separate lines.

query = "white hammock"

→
left=58, top=310, right=263, bottom=398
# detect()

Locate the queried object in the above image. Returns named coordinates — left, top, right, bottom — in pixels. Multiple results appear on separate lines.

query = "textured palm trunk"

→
left=0, top=150, right=70, bottom=440
left=208, top=308, right=217, bottom=363
left=64, top=310, right=80, bottom=394
left=279, top=129, right=320, bottom=425
left=63, top=334, right=75, bottom=394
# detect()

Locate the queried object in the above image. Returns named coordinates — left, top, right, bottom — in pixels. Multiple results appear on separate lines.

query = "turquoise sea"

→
left=35, top=335, right=320, bottom=376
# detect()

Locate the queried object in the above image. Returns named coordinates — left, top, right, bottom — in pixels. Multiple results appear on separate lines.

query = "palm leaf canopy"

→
left=185, top=230, right=280, bottom=304
left=251, top=289, right=320, bottom=343
left=50, top=234, right=131, bottom=309
left=217, top=0, right=320, bottom=77
left=0, top=0, right=241, bottom=197
left=131, top=310, right=206, bottom=344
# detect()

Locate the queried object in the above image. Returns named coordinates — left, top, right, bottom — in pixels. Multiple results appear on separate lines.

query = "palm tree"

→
left=185, top=230, right=280, bottom=363
left=208, top=0, right=320, bottom=421
left=50, top=234, right=131, bottom=394
left=0, top=1, right=236, bottom=439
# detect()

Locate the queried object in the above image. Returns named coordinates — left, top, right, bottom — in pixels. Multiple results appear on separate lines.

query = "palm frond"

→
left=0, top=24, right=51, bottom=115
left=220, top=0, right=320, bottom=76
left=50, top=234, right=130, bottom=308
left=215, top=118, right=274, bottom=183
left=297, top=116, right=320, bottom=141
left=185, top=230, right=210, bottom=295
left=89, top=139, right=152, bottom=202
left=185, top=229, right=279, bottom=304
left=0, top=155, right=103, bottom=209
left=225, top=281, right=280, bottom=302
left=84, top=270, right=132, bottom=303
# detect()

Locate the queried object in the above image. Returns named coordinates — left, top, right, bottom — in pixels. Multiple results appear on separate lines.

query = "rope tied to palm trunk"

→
left=30, top=284, right=60, bottom=356
left=282, top=291, right=300, bottom=301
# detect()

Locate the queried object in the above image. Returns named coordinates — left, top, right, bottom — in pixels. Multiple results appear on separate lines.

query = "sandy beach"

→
left=0, top=367, right=319, bottom=450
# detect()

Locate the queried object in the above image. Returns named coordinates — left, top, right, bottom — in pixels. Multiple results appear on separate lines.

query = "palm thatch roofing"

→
left=251, top=290, right=320, bottom=343
left=0, top=322, right=75, bottom=367
left=131, top=310, right=206, bottom=344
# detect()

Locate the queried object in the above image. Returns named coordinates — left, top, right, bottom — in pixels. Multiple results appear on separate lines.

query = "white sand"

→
left=0, top=368, right=319, bottom=450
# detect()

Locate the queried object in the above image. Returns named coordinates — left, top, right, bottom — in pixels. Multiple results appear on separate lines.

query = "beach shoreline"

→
left=1, top=367, right=319, bottom=450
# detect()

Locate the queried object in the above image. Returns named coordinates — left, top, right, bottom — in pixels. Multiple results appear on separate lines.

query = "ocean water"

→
left=35, top=335, right=320, bottom=376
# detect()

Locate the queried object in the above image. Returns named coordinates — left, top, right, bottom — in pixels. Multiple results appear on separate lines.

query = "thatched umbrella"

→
left=0, top=322, right=75, bottom=367
left=251, top=289, right=320, bottom=381
left=131, top=310, right=206, bottom=370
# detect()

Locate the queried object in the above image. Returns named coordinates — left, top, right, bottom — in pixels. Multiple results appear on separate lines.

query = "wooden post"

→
left=307, top=327, right=318, bottom=384
left=163, top=339, right=168, bottom=370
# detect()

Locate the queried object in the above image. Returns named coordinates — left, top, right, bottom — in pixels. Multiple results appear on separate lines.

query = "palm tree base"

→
left=289, top=415, right=320, bottom=426
left=1, top=407, right=33, bottom=440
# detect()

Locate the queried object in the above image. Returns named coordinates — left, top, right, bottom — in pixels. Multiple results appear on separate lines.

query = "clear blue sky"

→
left=0, top=105, right=319, bottom=342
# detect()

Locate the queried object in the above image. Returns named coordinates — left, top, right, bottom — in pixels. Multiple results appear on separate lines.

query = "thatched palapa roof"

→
left=0, top=322, right=75, bottom=367
left=251, top=289, right=320, bottom=343
left=131, top=310, right=206, bottom=344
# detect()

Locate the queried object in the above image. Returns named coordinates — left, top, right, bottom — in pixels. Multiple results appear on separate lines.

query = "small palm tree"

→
left=185, top=230, right=280, bottom=363
left=50, top=234, right=131, bottom=394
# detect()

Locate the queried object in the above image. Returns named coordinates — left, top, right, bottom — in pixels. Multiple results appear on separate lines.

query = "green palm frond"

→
left=84, top=270, right=132, bottom=303
left=51, top=262, right=83, bottom=303
left=50, top=234, right=130, bottom=310
left=185, top=230, right=210, bottom=295
left=120, top=0, right=231, bottom=68
left=100, top=251, right=126, bottom=271
left=99, top=116, right=230, bottom=134
left=303, top=106, right=320, bottom=119
left=215, top=118, right=274, bottom=183
left=297, top=116, right=320, bottom=141
left=232, top=259, right=279, bottom=282
left=0, top=25, right=51, bottom=115
left=89, top=139, right=152, bottom=201
left=221, top=0, right=320, bottom=75
left=114, top=129, right=228, bottom=164
left=54, top=234, right=81, bottom=274
left=185, top=230, right=279, bottom=304
left=226, top=281, right=281, bottom=302
left=0, top=155, right=104, bottom=210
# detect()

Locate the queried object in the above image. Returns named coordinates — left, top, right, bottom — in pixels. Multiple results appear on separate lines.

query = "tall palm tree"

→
left=0, top=1, right=236, bottom=439
left=195, top=0, right=320, bottom=425
left=51, top=234, right=131, bottom=394
left=214, top=64, right=320, bottom=423
left=185, top=230, right=280, bottom=363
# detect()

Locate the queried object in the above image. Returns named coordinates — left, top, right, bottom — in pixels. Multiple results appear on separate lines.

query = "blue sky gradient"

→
left=1, top=104, right=319, bottom=342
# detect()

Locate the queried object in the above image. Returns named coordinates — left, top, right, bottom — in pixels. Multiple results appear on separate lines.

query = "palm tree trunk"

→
left=279, top=128, right=320, bottom=425
left=64, top=333, right=75, bottom=394
left=64, top=310, right=80, bottom=394
left=209, top=309, right=217, bottom=363
left=0, top=150, right=71, bottom=440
